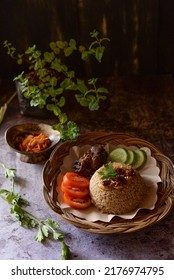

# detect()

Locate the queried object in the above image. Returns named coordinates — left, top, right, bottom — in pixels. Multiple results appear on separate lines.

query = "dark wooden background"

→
left=0, top=0, right=174, bottom=79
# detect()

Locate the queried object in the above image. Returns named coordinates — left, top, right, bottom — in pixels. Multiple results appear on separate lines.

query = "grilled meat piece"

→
left=74, top=145, right=108, bottom=177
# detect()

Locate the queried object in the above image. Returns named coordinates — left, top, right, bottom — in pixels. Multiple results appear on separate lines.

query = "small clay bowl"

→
left=5, top=123, right=60, bottom=163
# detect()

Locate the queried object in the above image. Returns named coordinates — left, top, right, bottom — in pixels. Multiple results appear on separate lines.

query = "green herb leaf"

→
left=75, top=94, right=89, bottom=107
left=5, top=168, right=16, bottom=179
left=61, top=241, right=71, bottom=260
left=88, top=96, right=99, bottom=111
left=88, top=78, right=97, bottom=85
left=0, top=189, right=29, bottom=206
left=46, top=104, right=61, bottom=116
left=95, top=46, right=105, bottom=63
left=0, top=162, right=16, bottom=179
left=79, top=45, right=86, bottom=53
left=56, top=40, right=67, bottom=49
left=0, top=161, right=71, bottom=260
left=81, top=50, right=89, bottom=60
left=46, top=218, right=59, bottom=230
left=44, top=52, right=55, bottom=63
left=57, top=96, right=65, bottom=107
left=98, top=164, right=118, bottom=179
left=53, top=121, right=80, bottom=141
left=10, top=203, right=37, bottom=228
left=90, top=29, right=99, bottom=38
left=96, top=87, right=109, bottom=94
left=3, top=31, right=109, bottom=132
left=60, top=78, right=74, bottom=90
left=53, top=231, right=64, bottom=241
left=34, top=226, right=45, bottom=242
left=64, top=47, right=74, bottom=57
left=59, top=112, right=68, bottom=124
left=41, top=224, right=49, bottom=238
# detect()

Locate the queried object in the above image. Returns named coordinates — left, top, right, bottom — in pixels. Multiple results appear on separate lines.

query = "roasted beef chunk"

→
left=74, top=145, right=108, bottom=177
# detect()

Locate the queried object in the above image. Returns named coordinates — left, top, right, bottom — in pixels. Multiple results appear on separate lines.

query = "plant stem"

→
left=0, top=92, right=17, bottom=125
left=21, top=206, right=42, bottom=223
left=0, top=193, right=6, bottom=201
left=0, top=162, right=5, bottom=169
left=6, top=91, right=17, bottom=105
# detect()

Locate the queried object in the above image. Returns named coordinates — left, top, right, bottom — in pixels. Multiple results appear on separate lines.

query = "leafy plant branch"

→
left=0, top=162, right=70, bottom=260
left=80, top=29, right=110, bottom=62
left=3, top=30, right=110, bottom=140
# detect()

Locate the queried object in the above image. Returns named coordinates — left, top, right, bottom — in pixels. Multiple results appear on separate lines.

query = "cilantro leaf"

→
left=10, top=203, right=37, bottom=228
left=98, top=164, right=118, bottom=179
left=46, top=218, right=59, bottom=230
left=0, top=161, right=71, bottom=260
left=53, top=231, right=64, bottom=241
left=41, top=224, right=49, bottom=238
left=0, top=162, right=16, bottom=179
left=53, top=121, right=80, bottom=141
left=0, top=189, right=29, bottom=206
left=34, top=226, right=45, bottom=242
left=61, top=241, right=71, bottom=260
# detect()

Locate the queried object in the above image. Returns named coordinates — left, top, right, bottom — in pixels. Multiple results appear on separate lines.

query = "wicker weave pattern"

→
left=43, top=132, right=174, bottom=234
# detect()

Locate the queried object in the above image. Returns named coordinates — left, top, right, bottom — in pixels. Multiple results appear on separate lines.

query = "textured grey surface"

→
left=1, top=76, right=174, bottom=260
left=0, top=120, right=174, bottom=260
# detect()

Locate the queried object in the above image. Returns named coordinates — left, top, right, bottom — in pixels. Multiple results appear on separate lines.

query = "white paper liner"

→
left=56, top=144, right=161, bottom=222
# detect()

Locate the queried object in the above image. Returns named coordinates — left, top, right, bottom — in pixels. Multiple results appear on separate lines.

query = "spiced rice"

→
left=89, top=162, right=147, bottom=215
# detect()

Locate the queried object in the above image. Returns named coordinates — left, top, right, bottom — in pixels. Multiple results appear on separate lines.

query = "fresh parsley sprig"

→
left=0, top=161, right=70, bottom=260
left=53, top=120, right=80, bottom=141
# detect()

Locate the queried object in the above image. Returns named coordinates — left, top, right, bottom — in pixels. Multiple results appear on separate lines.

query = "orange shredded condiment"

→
left=16, top=132, right=51, bottom=152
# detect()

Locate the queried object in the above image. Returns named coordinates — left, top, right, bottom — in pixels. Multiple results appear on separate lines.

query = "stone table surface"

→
left=0, top=75, right=174, bottom=260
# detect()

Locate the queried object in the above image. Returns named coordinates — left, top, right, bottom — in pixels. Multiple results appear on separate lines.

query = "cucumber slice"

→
left=108, top=147, right=128, bottom=163
left=132, top=149, right=147, bottom=169
left=125, top=150, right=135, bottom=165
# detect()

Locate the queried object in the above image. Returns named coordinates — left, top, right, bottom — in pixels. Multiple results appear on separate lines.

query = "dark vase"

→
left=15, top=81, right=53, bottom=118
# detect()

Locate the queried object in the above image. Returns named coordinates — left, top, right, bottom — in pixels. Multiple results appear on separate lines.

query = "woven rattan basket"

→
left=43, top=132, right=174, bottom=234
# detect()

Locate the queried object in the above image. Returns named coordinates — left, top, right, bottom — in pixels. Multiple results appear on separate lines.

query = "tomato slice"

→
left=63, top=193, right=92, bottom=209
left=63, top=172, right=89, bottom=188
left=61, top=182, right=89, bottom=198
